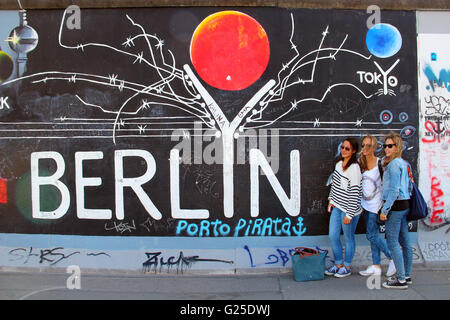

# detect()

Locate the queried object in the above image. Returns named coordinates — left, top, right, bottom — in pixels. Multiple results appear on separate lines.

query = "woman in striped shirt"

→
left=325, top=137, right=362, bottom=278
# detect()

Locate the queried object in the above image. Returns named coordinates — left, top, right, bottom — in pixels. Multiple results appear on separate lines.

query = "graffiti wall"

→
left=0, top=7, right=421, bottom=271
left=417, top=11, right=450, bottom=263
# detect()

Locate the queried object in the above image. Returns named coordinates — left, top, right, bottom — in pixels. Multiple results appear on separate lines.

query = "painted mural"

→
left=0, top=7, right=418, bottom=238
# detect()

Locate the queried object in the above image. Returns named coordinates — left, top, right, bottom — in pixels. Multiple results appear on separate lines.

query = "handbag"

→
left=375, top=209, right=386, bottom=234
left=291, top=247, right=327, bottom=282
left=404, top=161, right=428, bottom=221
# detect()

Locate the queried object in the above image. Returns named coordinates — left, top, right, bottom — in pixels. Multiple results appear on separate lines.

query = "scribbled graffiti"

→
left=8, top=246, right=111, bottom=265
left=429, top=177, right=445, bottom=224
left=423, top=65, right=450, bottom=92
left=352, top=244, right=421, bottom=262
left=421, top=94, right=450, bottom=144
left=422, top=69, right=450, bottom=142
left=142, top=251, right=233, bottom=273
left=421, top=241, right=450, bottom=261
left=417, top=28, right=450, bottom=263
left=243, top=245, right=294, bottom=268
left=243, top=244, right=421, bottom=269
left=422, top=119, right=450, bottom=144
left=105, top=219, right=137, bottom=234
left=140, top=217, right=177, bottom=233
left=8, top=247, right=80, bottom=265
left=424, top=95, right=450, bottom=117
left=243, top=245, right=333, bottom=269
left=86, top=252, right=111, bottom=258
left=420, top=149, right=450, bottom=232
left=181, top=165, right=220, bottom=199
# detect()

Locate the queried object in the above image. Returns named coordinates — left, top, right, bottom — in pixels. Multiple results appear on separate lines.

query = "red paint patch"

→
left=0, top=178, right=7, bottom=203
left=430, top=177, right=444, bottom=224
left=190, top=11, right=270, bottom=91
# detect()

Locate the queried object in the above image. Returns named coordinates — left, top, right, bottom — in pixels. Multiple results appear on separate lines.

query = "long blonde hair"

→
left=383, top=132, right=403, bottom=167
left=359, top=135, right=378, bottom=173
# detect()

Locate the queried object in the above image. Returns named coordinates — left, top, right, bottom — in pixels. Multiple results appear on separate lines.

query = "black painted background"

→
left=0, top=8, right=418, bottom=236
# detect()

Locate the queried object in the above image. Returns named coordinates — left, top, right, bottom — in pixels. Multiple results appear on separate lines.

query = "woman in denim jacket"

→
left=379, top=133, right=413, bottom=289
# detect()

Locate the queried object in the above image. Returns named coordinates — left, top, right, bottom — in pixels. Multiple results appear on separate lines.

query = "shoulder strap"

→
left=403, top=159, right=414, bottom=183
left=377, top=158, right=384, bottom=179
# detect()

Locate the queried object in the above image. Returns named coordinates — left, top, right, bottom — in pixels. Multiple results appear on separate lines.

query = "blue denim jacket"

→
left=381, top=158, right=412, bottom=215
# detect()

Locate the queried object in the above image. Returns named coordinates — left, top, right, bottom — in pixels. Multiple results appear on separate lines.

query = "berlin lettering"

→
left=30, top=148, right=301, bottom=221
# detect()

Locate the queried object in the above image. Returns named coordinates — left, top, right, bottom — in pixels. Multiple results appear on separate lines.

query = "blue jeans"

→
left=329, top=207, right=361, bottom=268
left=363, top=210, right=392, bottom=265
left=385, top=209, right=413, bottom=281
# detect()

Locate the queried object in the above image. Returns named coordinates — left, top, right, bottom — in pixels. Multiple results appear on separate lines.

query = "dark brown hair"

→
left=336, top=137, right=360, bottom=171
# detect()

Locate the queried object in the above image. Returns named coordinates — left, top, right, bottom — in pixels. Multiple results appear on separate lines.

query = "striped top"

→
left=328, top=161, right=362, bottom=219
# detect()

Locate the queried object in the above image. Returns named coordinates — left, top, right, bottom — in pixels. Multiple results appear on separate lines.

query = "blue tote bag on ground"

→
left=291, top=247, right=327, bottom=282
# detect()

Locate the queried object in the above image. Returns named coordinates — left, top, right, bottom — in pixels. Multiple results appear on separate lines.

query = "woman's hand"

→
left=328, top=202, right=334, bottom=213
left=344, top=216, right=351, bottom=225
left=380, top=213, right=388, bottom=221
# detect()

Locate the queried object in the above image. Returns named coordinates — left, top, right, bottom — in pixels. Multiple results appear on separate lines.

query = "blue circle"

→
left=399, top=112, right=408, bottom=122
left=380, top=110, right=393, bottom=125
left=366, top=23, right=402, bottom=58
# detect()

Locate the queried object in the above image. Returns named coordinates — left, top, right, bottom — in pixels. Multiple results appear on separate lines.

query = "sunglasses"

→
left=340, top=145, right=351, bottom=151
left=383, top=143, right=396, bottom=149
left=361, top=144, right=372, bottom=148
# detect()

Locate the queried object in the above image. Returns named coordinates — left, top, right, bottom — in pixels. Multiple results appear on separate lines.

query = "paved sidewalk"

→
left=1, top=266, right=449, bottom=301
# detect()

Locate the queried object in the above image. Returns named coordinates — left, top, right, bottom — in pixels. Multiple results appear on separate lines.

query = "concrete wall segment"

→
left=0, top=4, right=448, bottom=274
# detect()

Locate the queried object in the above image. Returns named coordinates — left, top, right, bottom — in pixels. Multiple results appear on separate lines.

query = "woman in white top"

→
left=358, top=135, right=396, bottom=277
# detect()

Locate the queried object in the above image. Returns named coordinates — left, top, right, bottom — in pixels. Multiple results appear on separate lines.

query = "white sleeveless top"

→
left=361, top=158, right=383, bottom=213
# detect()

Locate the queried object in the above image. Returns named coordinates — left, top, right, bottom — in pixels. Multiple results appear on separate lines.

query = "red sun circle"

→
left=190, top=11, right=270, bottom=91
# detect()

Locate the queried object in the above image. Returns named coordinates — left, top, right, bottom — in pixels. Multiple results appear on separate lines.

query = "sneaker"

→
left=382, top=277, right=408, bottom=289
left=405, top=277, right=412, bottom=285
left=324, top=265, right=339, bottom=276
left=359, top=265, right=382, bottom=277
left=386, top=260, right=396, bottom=277
left=334, top=266, right=352, bottom=278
